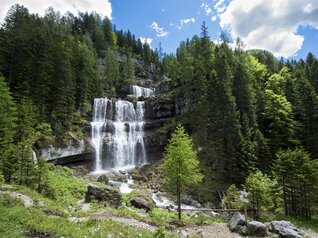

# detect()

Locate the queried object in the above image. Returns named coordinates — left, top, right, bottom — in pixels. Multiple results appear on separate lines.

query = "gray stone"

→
left=85, top=184, right=122, bottom=208
left=270, top=221, right=302, bottom=238
left=97, top=175, right=109, bottom=183
left=247, top=221, right=267, bottom=237
left=179, top=230, right=188, bottom=238
left=127, top=196, right=155, bottom=212
left=229, top=212, right=246, bottom=230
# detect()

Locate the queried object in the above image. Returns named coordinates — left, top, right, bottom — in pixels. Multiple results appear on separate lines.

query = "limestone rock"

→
left=229, top=212, right=245, bottom=230
left=270, top=221, right=302, bottom=238
left=97, top=175, right=109, bottom=184
left=179, top=230, right=188, bottom=238
left=85, top=184, right=122, bottom=208
left=126, top=196, right=155, bottom=212
left=247, top=221, right=267, bottom=237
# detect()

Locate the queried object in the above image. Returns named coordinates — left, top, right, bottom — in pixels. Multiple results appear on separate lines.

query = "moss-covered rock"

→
left=85, top=184, right=122, bottom=208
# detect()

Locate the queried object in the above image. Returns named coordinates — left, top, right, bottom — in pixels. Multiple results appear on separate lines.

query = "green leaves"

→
left=274, top=148, right=318, bottom=218
left=163, top=124, right=202, bottom=190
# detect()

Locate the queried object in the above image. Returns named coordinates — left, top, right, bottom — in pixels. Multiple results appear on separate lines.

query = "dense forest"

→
left=0, top=3, right=317, bottom=224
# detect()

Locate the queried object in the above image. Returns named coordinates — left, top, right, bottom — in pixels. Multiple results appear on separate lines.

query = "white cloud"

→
left=171, top=18, right=195, bottom=30
left=181, top=18, right=195, bottom=25
left=201, top=2, right=212, bottom=15
left=214, top=0, right=226, bottom=14
left=150, top=21, right=169, bottom=37
left=0, top=0, right=112, bottom=23
left=219, top=0, right=318, bottom=57
left=139, top=37, right=153, bottom=46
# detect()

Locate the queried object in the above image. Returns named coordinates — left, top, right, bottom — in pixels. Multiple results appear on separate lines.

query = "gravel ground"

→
left=300, top=228, right=318, bottom=238
left=94, top=212, right=158, bottom=232
left=184, top=223, right=242, bottom=238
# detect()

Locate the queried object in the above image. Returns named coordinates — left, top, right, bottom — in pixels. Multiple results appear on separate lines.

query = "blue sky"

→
left=1, top=0, right=318, bottom=60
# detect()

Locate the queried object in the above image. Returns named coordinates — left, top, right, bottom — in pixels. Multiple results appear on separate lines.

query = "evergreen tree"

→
left=103, top=48, right=120, bottom=95
left=274, top=148, right=318, bottom=218
left=0, top=76, right=17, bottom=182
left=244, top=170, right=276, bottom=217
left=162, top=124, right=202, bottom=220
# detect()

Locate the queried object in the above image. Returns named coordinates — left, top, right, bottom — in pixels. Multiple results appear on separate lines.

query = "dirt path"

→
left=185, top=223, right=242, bottom=238
left=94, top=212, right=158, bottom=232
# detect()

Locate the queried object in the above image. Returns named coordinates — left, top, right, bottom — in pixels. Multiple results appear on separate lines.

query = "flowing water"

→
left=91, top=85, right=153, bottom=172
left=131, top=85, right=154, bottom=97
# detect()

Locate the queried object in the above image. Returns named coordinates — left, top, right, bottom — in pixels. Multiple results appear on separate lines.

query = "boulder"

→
left=229, top=212, right=246, bottom=230
left=247, top=221, right=267, bottom=237
left=127, top=196, right=155, bottom=212
left=97, top=175, right=109, bottom=184
left=270, top=221, right=302, bottom=238
left=179, top=230, right=188, bottom=238
left=181, top=196, right=201, bottom=208
left=85, top=184, right=122, bottom=208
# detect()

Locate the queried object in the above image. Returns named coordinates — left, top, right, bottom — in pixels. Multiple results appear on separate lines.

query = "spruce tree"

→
left=0, top=76, right=17, bottom=182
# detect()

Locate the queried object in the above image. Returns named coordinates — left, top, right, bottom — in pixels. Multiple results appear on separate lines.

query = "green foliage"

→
left=0, top=76, right=17, bottom=182
left=0, top=192, right=23, bottom=208
left=274, top=148, right=318, bottom=218
left=163, top=124, right=203, bottom=190
left=154, top=226, right=167, bottom=238
left=221, top=184, right=244, bottom=209
left=150, top=208, right=180, bottom=225
left=244, top=170, right=277, bottom=215
left=163, top=124, right=202, bottom=220
left=0, top=205, right=157, bottom=238
left=43, top=165, right=87, bottom=206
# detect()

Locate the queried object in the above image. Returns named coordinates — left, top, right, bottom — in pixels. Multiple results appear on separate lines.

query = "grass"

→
left=0, top=205, right=158, bottom=238
left=274, top=214, right=318, bottom=233
left=0, top=165, right=225, bottom=238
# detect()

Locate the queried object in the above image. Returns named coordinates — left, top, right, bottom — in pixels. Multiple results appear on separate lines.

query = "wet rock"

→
left=85, top=184, right=122, bottom=208
left=247, top=221, right=267, bottom=237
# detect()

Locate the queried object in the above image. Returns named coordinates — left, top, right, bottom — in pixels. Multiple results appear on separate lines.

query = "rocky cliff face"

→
left=46, top=56, right=188, bottom=167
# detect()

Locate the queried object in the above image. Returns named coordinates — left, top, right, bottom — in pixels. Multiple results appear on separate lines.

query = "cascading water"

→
left=91, top=85, right=152, bottom=172
left=91, top=98, right=108, bottom=172
left=131, top=85, right=154, bottom=97
left=108, top=100, right=146, bottom=168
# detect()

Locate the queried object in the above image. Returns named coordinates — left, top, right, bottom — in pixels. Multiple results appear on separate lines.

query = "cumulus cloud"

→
left=219, top=0, right=318, bottom=57
left=0, top=0, right=112, bottom=23
left=139, top=37, right=153, bottom=46
left=150, top=21, right=169, bottom=37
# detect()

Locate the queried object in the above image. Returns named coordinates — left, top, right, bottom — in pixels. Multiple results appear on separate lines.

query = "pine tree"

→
left=0, top=76, right=17, bottom=182
left=274, top=148, right=318, bottom=218
left=162, top=124, right=202, bottom=220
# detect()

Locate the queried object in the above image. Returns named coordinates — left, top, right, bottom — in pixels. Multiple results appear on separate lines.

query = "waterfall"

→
left=91, top=88, right=149, bottom=172
left=131, top=85, right=154, bottom=97
left=91, top=98, right=109, bottom=172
